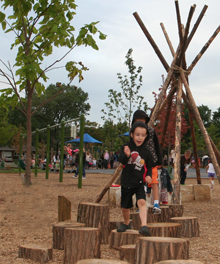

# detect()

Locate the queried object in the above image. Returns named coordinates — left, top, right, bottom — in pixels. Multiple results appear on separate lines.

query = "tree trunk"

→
left=18, top=244, right=52, bottom=263
left=147, top=222, right=182, bottom=237
left=135, top=237, right=189, bottom=264
left=110, top=229, right=141, bottom=250
left=77, top=202, right=109, bottom=244
left=64, top=227, right=100, bottom=264
left=58, top=195, right=71, bottom=222
left=172, top=78, right=182, bottom=204
left=171, top=216, right=200, bottom=238
left=154, top=260, right=204, bottom=264
left=120, top=244, right=136, bottom=264
left=25, top=91, right=33, bottom=185
left=75, top=260, right=130, bottom=264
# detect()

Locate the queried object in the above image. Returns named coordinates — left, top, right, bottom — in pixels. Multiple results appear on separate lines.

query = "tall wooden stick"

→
left=160, top=23, right=175, bottom=56
left=188, top=25, right=220, bottom=72
left=180, top=70, right=220, bottom=183
left=172, top=77, right=182, bottom=204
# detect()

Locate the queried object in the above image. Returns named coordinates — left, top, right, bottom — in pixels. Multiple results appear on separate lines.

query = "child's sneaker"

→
left=117, top=223, right=131, bottom=232
left=153, top=203, right=161, bottom=214
left=139, top=226, right=151, bottom=236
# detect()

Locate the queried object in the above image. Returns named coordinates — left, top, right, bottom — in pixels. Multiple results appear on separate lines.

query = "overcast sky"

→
left=1, top=0, right=220, bottom=125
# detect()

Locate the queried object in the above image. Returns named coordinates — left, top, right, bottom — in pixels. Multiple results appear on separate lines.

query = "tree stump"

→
left=135, top=237, right=189, bottom=264
left=52, top=221, right=86, bottom=250
left=58, top=195, right=71, bottom=222
left=155, top=260, right=204, bottom=264
left=130, top=212, right=141, bottom=230
left=170, top=217, right=200, bottom=238
left=75, top=259, right=129, bottom=264
left=147, top=206, right=170, bottom=223
left=147, top=222, right=182, bottom=237
left=77, top=202, right=109, bottom=244
left=120, top=244, right=136, bottom=264
left=18, top=244, right=52, bottom=263
left=64, top=227, right=100, bottom=264
left=109, top=229, right=141, bottom=250
left=108, top=186, right=121, bottom=207
left=168, top=204, right=184, bottom=218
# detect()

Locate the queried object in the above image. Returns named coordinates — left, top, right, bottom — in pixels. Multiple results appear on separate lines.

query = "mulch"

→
left=0, top=171, right=220, bottom=264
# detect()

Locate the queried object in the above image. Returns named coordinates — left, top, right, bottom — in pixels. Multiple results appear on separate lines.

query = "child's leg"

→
left=137, top=199, right=147, bottom=226
left=122, top=208, right=130, bottom=225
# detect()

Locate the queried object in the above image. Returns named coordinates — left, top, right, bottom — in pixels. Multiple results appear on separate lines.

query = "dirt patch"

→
left=0, top=172, right=220, bottom=263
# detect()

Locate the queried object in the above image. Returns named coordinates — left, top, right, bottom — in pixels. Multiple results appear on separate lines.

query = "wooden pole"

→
left=172, top=78, right=182, bottom=204
left=188, top=25, right=220, bottom=73
left=175, top=0, right=183, bottom=44
left=133, top=12, right=170, bottom=71
left=160, top=23, right=175, bottom=56
left=180, top=70, right=220, bottom=183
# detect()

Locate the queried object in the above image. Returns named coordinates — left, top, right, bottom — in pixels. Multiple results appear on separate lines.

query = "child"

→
left=117, top=121, right=153, bottom=236
left=55, top=160, right=60, bottom=173
left=132, top=110, right=163, bottom=214
left=147, top=166, right=173, bottom=205
left=206, top=160, right=216, bottom=190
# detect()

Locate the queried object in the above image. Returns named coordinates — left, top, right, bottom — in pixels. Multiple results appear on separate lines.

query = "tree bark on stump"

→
left=64, top=227, right=100, bottom=264
left=120, top=244, right=136, bottom=264
left=77, top=202, right=109, bottom=244
left=135, top=237, right=189, bottom=264
left=170, top=217, right=200, bottom=238
left=52, top=221, right=86, bottom=250
left=130, top=212, right=141, bottom=230
left=75, top=259, right=129, bottom=264
left=148, top=206, right=170, bottom=223
left=58, top=195, right=71, bottom=222
left=110, top=229, right=141, bottom=250
left=18, top=244, right=52, bottom=263
left=168, top=204, right=184, bottom=218
left=155, top=260, right=204, bottom=264
left=147, top=222, right=182, bottom=237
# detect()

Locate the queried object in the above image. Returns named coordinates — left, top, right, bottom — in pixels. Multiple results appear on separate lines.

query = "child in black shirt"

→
left=117, top=121, right=153, bottom=236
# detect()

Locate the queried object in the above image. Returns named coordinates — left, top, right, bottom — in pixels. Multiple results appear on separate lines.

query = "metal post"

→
left=35, top=129, right=39, bottom=177
left=46, top=125, right=50, bottom=179
left=78, top=114, right=85, bottom=189
left=59, top=120, right=65, bottom=182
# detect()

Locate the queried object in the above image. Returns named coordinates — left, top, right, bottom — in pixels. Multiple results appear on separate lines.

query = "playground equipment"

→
left=133, top=1, right=220, bottom=204
left=19, top=115, right=85, bottom=187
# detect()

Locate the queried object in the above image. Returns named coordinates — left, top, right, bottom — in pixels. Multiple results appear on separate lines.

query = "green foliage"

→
left=101, top=48, right=148, bottom=126
left=0, top=0, right=106, bottom=109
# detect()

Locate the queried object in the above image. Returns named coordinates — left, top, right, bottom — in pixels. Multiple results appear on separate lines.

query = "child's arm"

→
left=206, top=164, right=209, bottom=173
left=145, top=150, right=153, bottom=184
left=119, top=145, right=131, bottom=165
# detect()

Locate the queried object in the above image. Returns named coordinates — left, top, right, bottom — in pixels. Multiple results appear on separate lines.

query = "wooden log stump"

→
left=135, top=237, right=189, bottom=264
left=168, top=204, right=184, bottom=218
left=147, top=222, right=182, bottom=237
left=64, top=227, right=100, bottom=264
left=120, top=244, right=136, bottom=264
left=147, top=206, right=170, bottom=223
left=130, top=212, right=141, bottom=230
left=108, top=186, right=121, bottom=207
left=170, top=217, right=200, bottom=238
left=52, top=221, right=86, bottom=250
left=18, top=244, right=52, bottom=263
left=155, top=260, right=204, bottom=264
left=77, top=202, right=109, bottom=244
left=58, top=195, right=71, bottom=222
left=110, top=229, right=141, bottom=250
left=75, top=259, right=129, bottom=264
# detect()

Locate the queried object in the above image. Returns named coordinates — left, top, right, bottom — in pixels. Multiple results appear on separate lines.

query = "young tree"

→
left=152, top=82, right=189, bottom=155
left=101, top=48, right=148, bottom=126
left=0, top=0, right=106, bottom=185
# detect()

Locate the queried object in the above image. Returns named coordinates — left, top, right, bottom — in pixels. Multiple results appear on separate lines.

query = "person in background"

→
left=206, top=159, right=216, bottom=190
left=180, top=150, right=192, bottom=185
left=131, top=110, right=163, bottom=214
left=72, top=148, right=86, bottom=179
left=104, top=150, right=109, bottom=169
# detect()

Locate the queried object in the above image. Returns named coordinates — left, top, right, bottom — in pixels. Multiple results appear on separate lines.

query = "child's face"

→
left=131, top=127, right=147, bottom=147
left=134, top=118, right=146, bottom=123
left=184, top=153, right=191, bottom=159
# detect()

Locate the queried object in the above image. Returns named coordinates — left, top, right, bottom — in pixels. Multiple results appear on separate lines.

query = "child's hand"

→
left=124, top=146, right=131, bottom=157
left=169, top=192, right=172, bottom=195
left=145, top=176, right=152, bottom=184
left=147, top=193, right=151, bottom=197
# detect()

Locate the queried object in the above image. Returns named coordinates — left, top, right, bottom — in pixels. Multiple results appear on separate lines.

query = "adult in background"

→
left=104, top=150, right=109, bottom=169
left=72, top=148, right=86, bottom=179
left=180, top=150, right=192, bottom=185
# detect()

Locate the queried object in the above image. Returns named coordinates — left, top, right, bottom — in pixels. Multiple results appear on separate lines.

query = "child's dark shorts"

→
left=121, top=184, right=146, bottom=209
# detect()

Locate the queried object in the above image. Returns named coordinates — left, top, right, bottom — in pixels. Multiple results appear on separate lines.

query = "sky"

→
left=1, top=0, right=220, bottom=125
